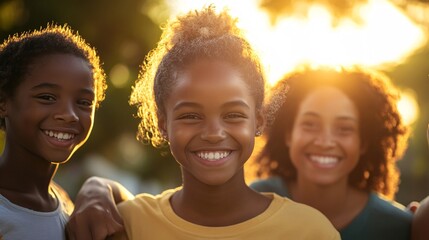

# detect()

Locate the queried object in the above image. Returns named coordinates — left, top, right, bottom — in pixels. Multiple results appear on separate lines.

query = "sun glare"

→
left=397, top=89, right=419, bottom=126
left=166, top=0, right=427, bottom=85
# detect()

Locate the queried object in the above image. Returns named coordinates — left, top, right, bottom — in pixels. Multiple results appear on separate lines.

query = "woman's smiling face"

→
left=160, top=60, right=263, bottom=186
left=287, top=86, right=364, bottom=187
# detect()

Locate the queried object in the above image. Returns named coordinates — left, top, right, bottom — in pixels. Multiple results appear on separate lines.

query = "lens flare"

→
left=397, top=89, right=419, bottom=126
left=166, top=0, right=427, bottom=85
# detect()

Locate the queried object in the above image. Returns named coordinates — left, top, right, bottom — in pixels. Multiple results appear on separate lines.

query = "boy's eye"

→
left=78, top=99, right=95, bottom=108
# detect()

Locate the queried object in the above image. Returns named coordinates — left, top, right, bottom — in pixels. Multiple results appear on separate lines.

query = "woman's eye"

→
left=301, top=121, right=317, bottom=130
left=338, top=126, right=355, bottom=134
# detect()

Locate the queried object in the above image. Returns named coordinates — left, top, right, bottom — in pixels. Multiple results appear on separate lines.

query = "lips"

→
left=43, top=130, right=75, bottom=141
left=191, top=149, right=234, bottom=167
left=42, top=129, right=79, bottom=148
left=196, top=151, right=231, bottom=161
left=308, top=154, right=340, bottom=168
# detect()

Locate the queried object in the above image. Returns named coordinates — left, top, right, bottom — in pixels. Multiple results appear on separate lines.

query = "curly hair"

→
left=0, top=24, right=107, bottom=129
left=130, top=6, right=266, bottom=147
left=251, top=67, right=408, bottom=200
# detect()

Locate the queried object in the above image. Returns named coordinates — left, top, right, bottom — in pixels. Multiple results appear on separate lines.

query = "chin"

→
left=198, top=176, right=233, bottom=186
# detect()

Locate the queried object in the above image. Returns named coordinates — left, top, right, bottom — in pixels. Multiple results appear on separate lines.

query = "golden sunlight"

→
left=166, top=0, right=427, bottom=85
left=397, top=89, right=419, bottom=126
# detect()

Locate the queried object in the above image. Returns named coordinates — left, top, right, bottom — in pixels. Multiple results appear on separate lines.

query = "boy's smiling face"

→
left=160, top=60, right=263, bottom=186
left=1, top=53, right=96, bottom=164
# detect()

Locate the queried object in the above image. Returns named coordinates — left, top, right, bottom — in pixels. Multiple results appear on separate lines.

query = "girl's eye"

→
left=225, top=113, right=247, bottom=119
left=177, top=113, right=201, bottom=120
left=36, top=94, right=56, bottom=102
left=224, top=113, right=247, bottom=123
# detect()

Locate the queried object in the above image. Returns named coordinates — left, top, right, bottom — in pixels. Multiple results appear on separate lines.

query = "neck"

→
left=290, top=178, right=349, bottom=212
left=171, top=168, right=270, bottom=226
left=289, top=177, right=368, bottom=229
left=0, top=145, right=59, bottom=210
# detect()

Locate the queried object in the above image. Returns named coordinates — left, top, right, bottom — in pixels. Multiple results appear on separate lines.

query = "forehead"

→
left=24, top=54, right=93, bottom=85
left=166, top=60, right=254, bottom=109
left=27, top=53, right=91, bottom=75
left=298, top=86, right=358, bottom=118
left=14, top=54, right=95, bottom=97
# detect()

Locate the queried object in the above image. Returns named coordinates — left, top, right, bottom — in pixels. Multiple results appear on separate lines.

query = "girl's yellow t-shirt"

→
left=112, top=188, right=340, bottom=240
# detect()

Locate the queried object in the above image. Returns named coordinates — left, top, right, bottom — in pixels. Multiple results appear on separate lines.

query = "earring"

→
left=255, top=130, right=262, bottom=136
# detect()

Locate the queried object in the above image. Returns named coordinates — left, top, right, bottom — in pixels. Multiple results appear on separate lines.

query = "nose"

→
left=314, top=129, right=336, bottom=148
left=200, top=119, right=226, bottom=143
left=54, top=102, right=79, bottom=123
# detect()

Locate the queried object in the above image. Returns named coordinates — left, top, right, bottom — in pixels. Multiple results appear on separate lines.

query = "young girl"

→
left=68, top=7, right=340, bottom=240
left=249, top=67, right=412, bottom=240
left=0, top=25, right=106, bottom=239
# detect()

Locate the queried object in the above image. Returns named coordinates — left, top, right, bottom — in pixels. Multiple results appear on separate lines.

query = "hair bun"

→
left=168, top=6, right=243, bottom=46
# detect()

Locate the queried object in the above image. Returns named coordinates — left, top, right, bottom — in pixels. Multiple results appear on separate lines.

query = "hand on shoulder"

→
left=66, top=176, right=132, bottom=240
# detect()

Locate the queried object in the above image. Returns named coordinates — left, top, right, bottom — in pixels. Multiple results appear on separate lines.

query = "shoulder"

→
left=268, top=194, right=340, bottom=239
left=118, top=188, right=176, bottom=215
left=342, top=193, right=412, bottom=239
left=274, top=194, right=330, bottom=222
left=50, top=181, right=74, bottom=215
left=117, top=189, right=177, bottom=237
left=367, top=193, right=412, bottom=223
left=249, top=176, right=289, bottom=197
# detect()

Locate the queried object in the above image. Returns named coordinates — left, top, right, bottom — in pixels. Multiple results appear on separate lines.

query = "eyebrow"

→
left=221, top=100, right=251, bottom=110
left=31, top=83, right=59, bottom=90
left=173, top=100, right=251, bottom=111
left=302, top=112, right=358, bottom=122
left=31, top=83, right=95, bottom=96
left=173, top=102, right=203, bottom=111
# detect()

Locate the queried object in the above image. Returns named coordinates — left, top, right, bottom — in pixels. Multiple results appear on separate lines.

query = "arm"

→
left=411, top=124, right=429, bottom=239
left=66, top=176, right=134, bottom=240
left=412, top=196, right=429, bottom=240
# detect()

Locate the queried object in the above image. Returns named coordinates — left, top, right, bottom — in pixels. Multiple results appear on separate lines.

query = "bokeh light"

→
left=109, top=63, right=130, bottom=88
left=397, top=89, right=419, bottom=126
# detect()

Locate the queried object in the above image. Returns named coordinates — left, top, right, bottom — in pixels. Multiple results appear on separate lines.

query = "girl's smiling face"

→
left=287, top=86, right=365, bottom=187
left=2, top=53, right=96, bottom=164
left=160, top=60, right=263, bottom=186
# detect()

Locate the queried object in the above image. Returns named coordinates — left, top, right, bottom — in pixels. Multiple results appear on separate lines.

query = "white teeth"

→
left=310, top=155, right=338, bottom=165
left=197, top=151, right=230, bottom=161
left=44, top=130, right=75, bottom=141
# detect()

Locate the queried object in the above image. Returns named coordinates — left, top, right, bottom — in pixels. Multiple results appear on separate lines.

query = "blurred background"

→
left=0, top=0, right=428, bottom=205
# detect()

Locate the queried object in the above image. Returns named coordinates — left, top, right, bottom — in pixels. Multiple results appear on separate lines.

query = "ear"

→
left=157, top=113, right=168, bottom=140
left=284, top=132, right=291, bottom=147
left=0, top=93, right=8, bottom=118
left=360, top=141, right=368, bottom=156
left=255, top=108, right=266, bottom=137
